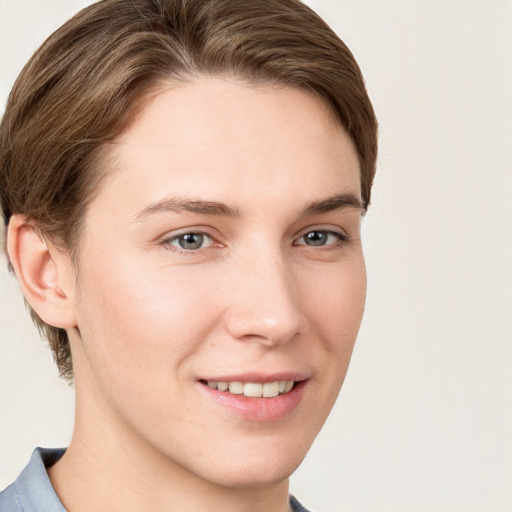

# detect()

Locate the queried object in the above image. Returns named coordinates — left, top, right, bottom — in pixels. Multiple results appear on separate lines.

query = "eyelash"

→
left=160, top=228, right=348, bottom=254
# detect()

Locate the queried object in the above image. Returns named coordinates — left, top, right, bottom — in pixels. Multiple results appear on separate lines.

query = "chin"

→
left=185, top=433, right=313, bottom=489
left=202, top=455, right=303, bottom=489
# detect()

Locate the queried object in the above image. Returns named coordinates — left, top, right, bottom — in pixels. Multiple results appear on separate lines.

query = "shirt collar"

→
left=14, top=447, right=67, bottom=512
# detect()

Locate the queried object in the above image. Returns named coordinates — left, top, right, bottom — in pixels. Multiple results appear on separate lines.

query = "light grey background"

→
left=1, top=1, right=511, bottom=511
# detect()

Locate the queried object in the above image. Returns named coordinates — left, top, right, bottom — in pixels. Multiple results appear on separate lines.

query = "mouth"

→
left=199, top=379, right=296, bottom=398
left=198, top=377, right=307, bottom=421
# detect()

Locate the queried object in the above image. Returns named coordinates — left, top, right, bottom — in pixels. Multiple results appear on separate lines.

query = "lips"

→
left=198, top=375, right=308, bottom=421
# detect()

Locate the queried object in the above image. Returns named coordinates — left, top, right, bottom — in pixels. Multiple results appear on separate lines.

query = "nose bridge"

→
left=224, top=242, right=302, bottom=346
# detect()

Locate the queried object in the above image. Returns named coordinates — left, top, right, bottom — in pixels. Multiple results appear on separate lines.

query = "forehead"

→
left=92, top=77, right=361, bottom=219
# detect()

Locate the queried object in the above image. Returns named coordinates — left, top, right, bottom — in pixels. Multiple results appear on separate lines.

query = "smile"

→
left=203, top=380, right=295, bottom=398
left=199, top=377, right=308, bottom=421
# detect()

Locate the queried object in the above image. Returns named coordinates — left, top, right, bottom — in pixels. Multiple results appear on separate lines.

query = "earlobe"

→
left=7, top=214, right=77, bottom=329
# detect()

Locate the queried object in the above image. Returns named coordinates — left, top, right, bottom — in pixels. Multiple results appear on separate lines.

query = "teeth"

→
left=228, top=381, right=244, bottom=394
left=217, top=381, right=228, bottom=391
left=206, top=380, right=295, bottom=397
left=263, top=381, right=280, bottom=398
left=244, top=383, right=262, bottom=397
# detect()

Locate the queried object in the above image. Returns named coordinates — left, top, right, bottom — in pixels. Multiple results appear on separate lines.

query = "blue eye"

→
left=168, top=232, right=214, bottom=251
left=296, top=230, right=346, bottom=247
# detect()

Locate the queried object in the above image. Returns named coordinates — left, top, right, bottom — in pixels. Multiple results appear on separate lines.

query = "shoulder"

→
left=0, top=448, right=66, bottom=512
left=0, top=483, right=22, bottom=512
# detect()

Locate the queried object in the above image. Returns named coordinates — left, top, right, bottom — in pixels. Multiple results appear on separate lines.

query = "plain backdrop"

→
left=1, top=1, right=511, bottom=511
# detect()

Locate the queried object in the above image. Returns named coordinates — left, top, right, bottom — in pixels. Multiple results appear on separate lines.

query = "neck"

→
left=49, top=441, right=290, bottom=512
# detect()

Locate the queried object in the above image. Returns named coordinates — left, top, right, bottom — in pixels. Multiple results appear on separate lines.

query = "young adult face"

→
left=65, top=77, right=366, bottom=488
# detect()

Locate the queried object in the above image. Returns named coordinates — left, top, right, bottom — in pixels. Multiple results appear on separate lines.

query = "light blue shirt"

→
left=0, top=449, right=66, bottom=512
left=0, top=448, right=311, bottom=512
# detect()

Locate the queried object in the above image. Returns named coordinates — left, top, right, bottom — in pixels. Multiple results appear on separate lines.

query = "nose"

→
left=223, top=249, right=304, bottom=347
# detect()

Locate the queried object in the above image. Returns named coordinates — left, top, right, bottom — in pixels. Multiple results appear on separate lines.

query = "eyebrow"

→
left=134, top=192, right=363, bottom=222
left=134, top=197, right=241, bottom=221
left=302, top=193, right=364, bottom=215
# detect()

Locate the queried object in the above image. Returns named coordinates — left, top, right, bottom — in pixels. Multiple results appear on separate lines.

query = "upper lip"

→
left=198, top=371, right=310, bottom=383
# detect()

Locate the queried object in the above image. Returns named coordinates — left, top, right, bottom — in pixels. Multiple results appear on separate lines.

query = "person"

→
left=0, top=0, right=377, bottom=510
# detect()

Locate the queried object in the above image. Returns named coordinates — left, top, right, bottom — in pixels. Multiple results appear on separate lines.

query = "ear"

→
left=7, top=214, right=77, bottom=329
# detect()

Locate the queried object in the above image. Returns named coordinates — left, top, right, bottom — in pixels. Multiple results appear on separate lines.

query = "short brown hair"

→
left=0, top=0, right=378, bottom=380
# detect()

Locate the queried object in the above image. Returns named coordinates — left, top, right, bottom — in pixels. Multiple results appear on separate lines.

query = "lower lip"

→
left=199, top=381, right=307, bottom=422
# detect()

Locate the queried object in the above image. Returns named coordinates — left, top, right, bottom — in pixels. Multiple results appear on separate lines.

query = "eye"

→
left=295, top=230, right=347, bottom=247
left=166, top=232, right=215, bottom=251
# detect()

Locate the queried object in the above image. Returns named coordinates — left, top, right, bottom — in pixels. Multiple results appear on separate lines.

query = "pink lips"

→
left=198, top=378, right=308, bottom=422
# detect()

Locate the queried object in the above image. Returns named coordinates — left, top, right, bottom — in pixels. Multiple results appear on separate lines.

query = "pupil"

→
left=179, top=233, right=203, bottom=250
left=306, top=231, right=326, bottom=246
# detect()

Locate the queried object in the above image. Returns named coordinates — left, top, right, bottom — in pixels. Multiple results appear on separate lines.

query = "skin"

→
left=13, top=77, right=366, bottom=512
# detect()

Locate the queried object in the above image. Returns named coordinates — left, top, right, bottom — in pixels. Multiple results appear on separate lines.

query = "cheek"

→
left=296, top=253, right=366, bottom=405
left=302, top=255, right=367, bottom=347
left=73, top=258, right=220, bottom=386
